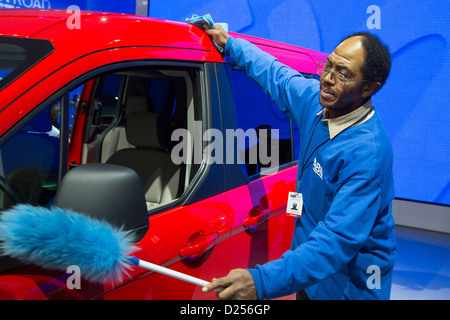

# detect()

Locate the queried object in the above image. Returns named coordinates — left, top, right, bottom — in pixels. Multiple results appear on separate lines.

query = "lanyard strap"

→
left=298, top=117, right=328, bottom=182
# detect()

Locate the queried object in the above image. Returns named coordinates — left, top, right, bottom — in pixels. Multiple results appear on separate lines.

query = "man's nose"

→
left=321, top=69, right=336, bottom=85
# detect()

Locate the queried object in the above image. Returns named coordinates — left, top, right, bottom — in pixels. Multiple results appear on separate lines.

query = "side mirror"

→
left=53, top=163, right=149, bottom=239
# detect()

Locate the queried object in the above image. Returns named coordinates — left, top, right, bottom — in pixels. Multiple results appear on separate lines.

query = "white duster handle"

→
left=127, top=257, right=209, bottom=288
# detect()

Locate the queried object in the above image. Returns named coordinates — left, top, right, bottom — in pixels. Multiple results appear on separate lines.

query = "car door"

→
left=0, top=48, right=230, bottom=299
left=69, top=61, right=232, bottom=300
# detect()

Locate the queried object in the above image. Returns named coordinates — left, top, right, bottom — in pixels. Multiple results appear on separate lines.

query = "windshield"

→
left=0, top=36, right=54, bottom=91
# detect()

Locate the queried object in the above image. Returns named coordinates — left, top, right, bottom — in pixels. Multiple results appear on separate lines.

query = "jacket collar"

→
left=317, top=98, right=374, bottom=139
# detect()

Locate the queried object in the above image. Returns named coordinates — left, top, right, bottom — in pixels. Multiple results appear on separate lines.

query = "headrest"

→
left=125, top=111, right=171, bottom=150
left=125, top=96, right=155, bottom=115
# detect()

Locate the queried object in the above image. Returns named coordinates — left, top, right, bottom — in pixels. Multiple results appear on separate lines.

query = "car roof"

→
left=0, top=9, right=211, bottom=51
left=0, top=9, right=326, bottom=70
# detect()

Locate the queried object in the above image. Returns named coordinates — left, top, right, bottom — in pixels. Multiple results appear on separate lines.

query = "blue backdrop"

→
left=3, top=0, right=449, bottom=206
left=148, top=0, right=450, bottom=207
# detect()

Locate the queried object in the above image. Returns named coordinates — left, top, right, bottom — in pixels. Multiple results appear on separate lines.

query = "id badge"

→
left=286, top=192, right=303, bottom=218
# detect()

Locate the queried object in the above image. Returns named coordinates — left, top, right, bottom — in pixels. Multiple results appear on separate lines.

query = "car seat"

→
left=105, top=111, right=181, bottom=210
left=101, top=95, right=154, bottom=163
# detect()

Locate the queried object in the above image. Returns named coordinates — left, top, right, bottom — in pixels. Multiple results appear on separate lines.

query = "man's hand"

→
left=204, top=23, right=230, bottom=49
left=202, top=269, right=258, bottom=300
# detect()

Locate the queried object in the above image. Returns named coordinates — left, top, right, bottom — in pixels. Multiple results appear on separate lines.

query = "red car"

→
left=0, top=9, right=327, bottom=300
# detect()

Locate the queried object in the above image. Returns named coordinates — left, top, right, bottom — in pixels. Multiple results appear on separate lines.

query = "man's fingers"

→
left=202, top=270, right=257, bottom=300
left=216, top=285, right=235, bottom=300
left=202, top=279, right=233, bottom=300
left=204, top=26, right=216, bottom=36
left=213, top=23, right=224, bottom=31
left=202, top=277, right=230, bottom=293
left=202, top=23, right=229, bottom=49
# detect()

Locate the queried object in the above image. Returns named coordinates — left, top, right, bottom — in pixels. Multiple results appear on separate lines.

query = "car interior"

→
left=79, top=67, right=201, bottom=212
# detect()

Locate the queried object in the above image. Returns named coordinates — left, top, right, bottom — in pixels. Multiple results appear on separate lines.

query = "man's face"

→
left=319, top=36, right=368, bottom=117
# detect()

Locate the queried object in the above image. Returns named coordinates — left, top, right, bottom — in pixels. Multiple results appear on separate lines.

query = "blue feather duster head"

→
left=0, top=204, right=138, bottom=285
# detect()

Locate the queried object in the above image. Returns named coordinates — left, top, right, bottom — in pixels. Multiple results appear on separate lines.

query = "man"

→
left=202, top=25, right=396, bottom=300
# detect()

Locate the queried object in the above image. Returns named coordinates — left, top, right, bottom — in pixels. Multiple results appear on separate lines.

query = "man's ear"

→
left=362, top=81, right=381, bottom=98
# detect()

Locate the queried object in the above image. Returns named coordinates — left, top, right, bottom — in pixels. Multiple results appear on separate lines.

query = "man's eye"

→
left=338, top=71, right=349, bottom=78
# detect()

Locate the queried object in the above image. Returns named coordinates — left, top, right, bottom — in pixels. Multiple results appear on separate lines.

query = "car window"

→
left=0, top=82, right=81, bottom=211
left=0, top=102, right=61, bottom=209
left=230, top=68, right=293, bottom=177
left=73, top=66, right=201, bottom=213
left=0, top=43, right=25, bottom=80
left=0, top=36, right=54, bottom=91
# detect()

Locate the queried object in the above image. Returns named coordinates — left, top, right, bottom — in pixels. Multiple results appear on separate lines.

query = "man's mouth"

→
left=320, top=87, right=335, bottom=101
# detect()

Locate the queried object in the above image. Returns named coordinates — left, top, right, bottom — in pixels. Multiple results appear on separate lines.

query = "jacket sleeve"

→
left=224, top=36, right=320, bottom=123
left=248, top=178, right=384, bottom=300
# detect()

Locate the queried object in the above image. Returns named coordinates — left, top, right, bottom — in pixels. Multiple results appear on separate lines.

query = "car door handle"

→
left=243, top=208, right=270, bottom=228
left=179, top=232, right=218, bottom=258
